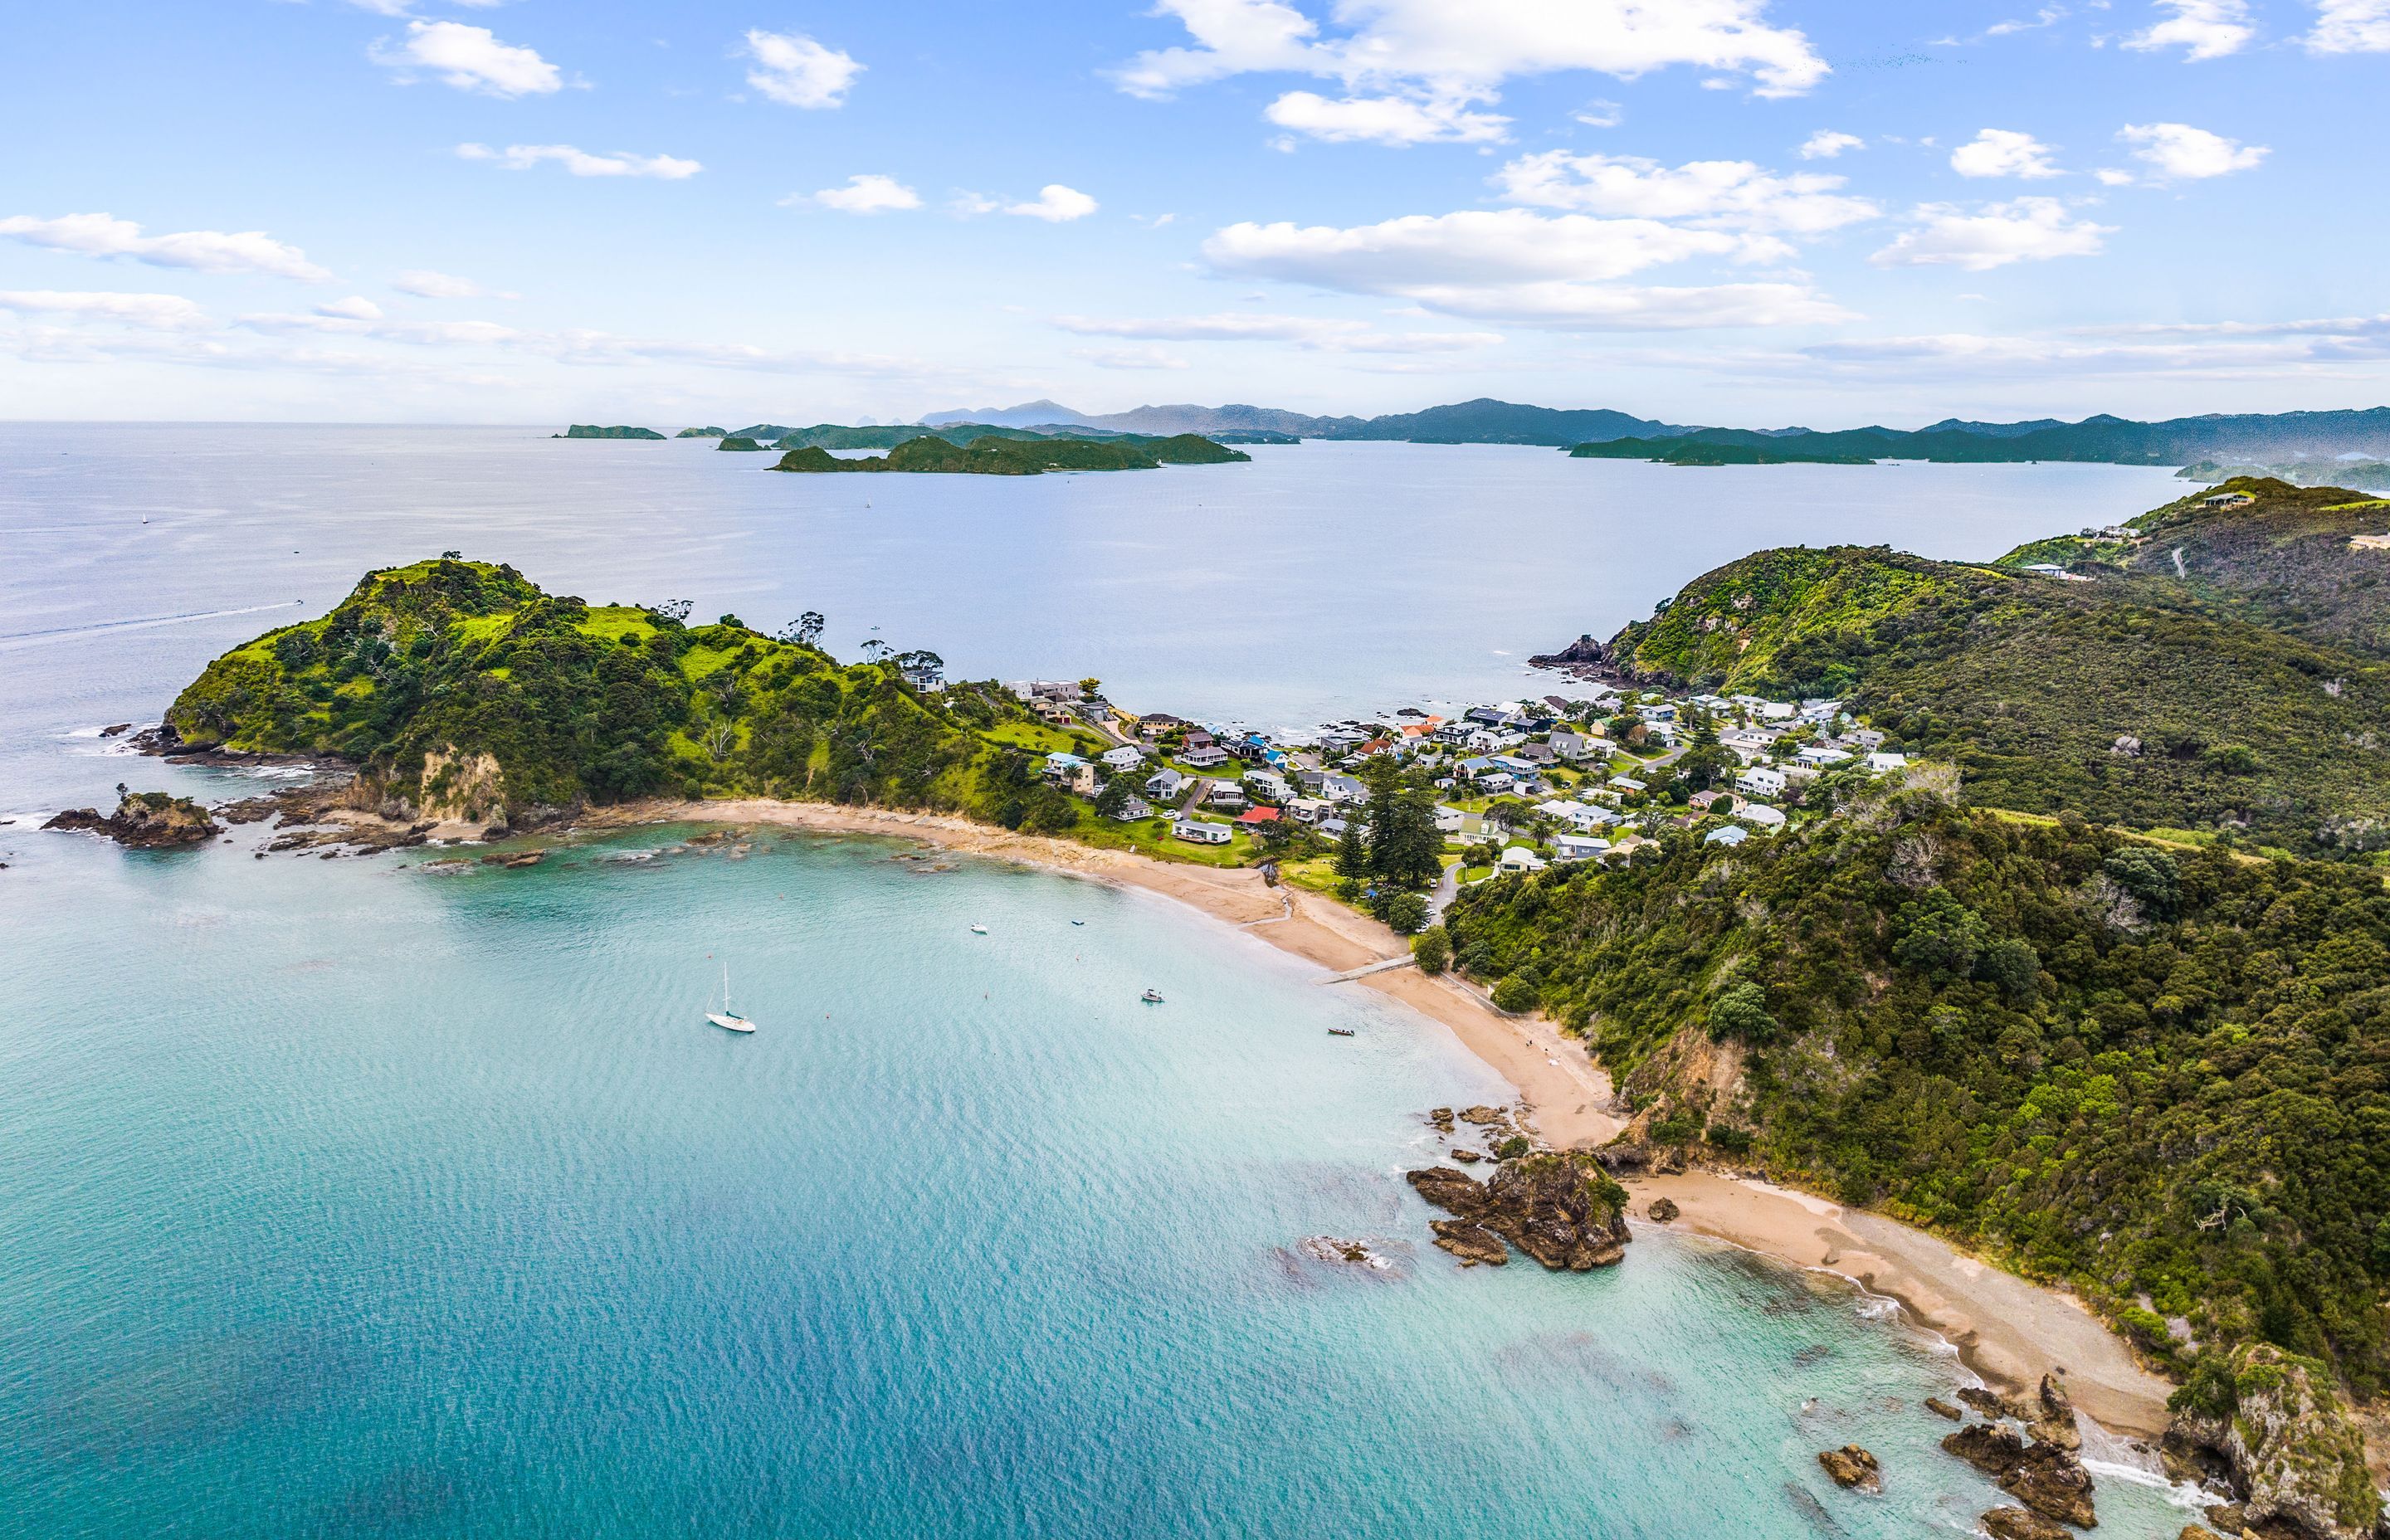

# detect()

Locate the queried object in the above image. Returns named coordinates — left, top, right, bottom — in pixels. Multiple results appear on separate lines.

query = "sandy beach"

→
left=591, top=797, right=2174, bottom=1437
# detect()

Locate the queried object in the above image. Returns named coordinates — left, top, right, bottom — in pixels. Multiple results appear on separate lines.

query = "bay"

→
left=0, top=426, right=2210, bottom=1537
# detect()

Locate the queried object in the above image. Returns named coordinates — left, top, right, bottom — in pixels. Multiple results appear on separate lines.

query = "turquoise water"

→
left=0, top=427, right=2212, bottom=1535
left=0, top=822, right=2206, bottom=1538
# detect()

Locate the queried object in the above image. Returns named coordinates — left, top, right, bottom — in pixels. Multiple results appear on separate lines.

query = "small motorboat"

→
left=1140, top=989, right=1164, bottom=1004
left=1071, top=919, right=1085, bottom=926
left=970, top=924, right=988, bottom=934
left=1327, top=1028, right=1356, bottom=1037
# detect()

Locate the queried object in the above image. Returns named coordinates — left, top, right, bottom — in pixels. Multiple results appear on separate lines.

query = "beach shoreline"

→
left=577, top=796, right=2177, bottom=1440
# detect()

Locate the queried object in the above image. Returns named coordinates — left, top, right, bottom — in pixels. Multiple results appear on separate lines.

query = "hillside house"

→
left=1737, top=766, right=1787, bottom=798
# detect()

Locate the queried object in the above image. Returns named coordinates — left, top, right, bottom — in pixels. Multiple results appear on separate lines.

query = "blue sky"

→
left=2, top=0, right=2384, bottom=426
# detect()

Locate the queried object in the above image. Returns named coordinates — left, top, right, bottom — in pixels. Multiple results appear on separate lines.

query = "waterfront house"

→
left=1173, top=818, right=1233, bottom=846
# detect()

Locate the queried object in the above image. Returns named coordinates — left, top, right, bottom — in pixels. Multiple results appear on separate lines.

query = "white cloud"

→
left=0, top=290, right=211, bottom=329
left=1071, top=346, right=1193, bottom=370
left=1051, top=312, right=1502, bottom=352
left=801, top=175, right=923, bottom=214
left=315, top=296, right=383, bottom=320
left=743, top=30, right=861, bottom=108
left=1007, top=185, right=1099, bottom=222
left=2306, top=0, right=2390, bottom=51
left=394, top=269, right=502, bottom=300
left=1201, top=208, right=1851, bottom=329
left=1799, top=130, right=1863, bottom=160
left=1575, top=99, right=1624, bottom=128
left=2124, top=0, right=2254, bottom=58
left=1492, top=150, right=1878, bottom=233
left=0, top=212, right=329, bottom=280
left=2095, top=168, right=2138, bottom=186
left=373, top=21, right=562, bottom=96
left=344, top=0, right=504, bottom=12
left=1871, top=198, right=2114, bottom=270
left=1263, top=90, right=1509, bottom=145
left=1949, top=129, right=2061, bottom=178
left=2118, top=121, right=2266, bottom=178
left=455, top=143, right=702, bottom=179
left=1116, top=0, right=1828, bottom=99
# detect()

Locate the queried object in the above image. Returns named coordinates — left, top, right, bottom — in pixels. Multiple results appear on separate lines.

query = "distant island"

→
left=2180, top=457, right=2390, bottom=493
left=715, top=436, right=768, bottom=452
left=773, top=433, right=1247, bottom=475
left=555, top=425, right=665, bottom=441
left=1570, top=436, right=1876, bottom=467
left=902, top=397, right=2390, bottom=466
left=676, top=426, right=727, bottom=439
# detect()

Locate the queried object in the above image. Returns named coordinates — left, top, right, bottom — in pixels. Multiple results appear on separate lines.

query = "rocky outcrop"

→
left=1428, top=1221, right=1508, bottom=1266
left=2164, top=1345, right=2383, bottom=1540
left=1953, top=1375, right=2081, bottom=1452
left=1817, top=1445, right=1880, bottom=1493
left=45, top=789, right=220, bottom=848
left=1406, top=1153, right=1634, bottom=1270
left=1942, top=1424, right=2096, bottom=1529
left=1646, top=1196, right=1680, bottom=1222
left=1528, top=634, right=1609, bottom=670
left=2178, top=1525, right=2224, bottom=1540
left=1926, top=1396, right=1965, bottom=1422
left=1982, top=1508, right=2071, bottom=1540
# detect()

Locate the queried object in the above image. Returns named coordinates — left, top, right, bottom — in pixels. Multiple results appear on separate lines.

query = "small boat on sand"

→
left=1141, top=989, right=1164, bottom=1004
left=970, top=924, right=988, bottom=934
left=1327, top=1028, right=1356, bottom=1037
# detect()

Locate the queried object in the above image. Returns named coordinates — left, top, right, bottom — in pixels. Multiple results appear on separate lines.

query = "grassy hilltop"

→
left=1602, top=524, right=2390, bottom=855
left=164, top=558, right=1190, bottom=847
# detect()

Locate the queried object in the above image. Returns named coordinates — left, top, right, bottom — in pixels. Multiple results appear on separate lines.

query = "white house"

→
left=1736, top=766, right=1787, bottom=798
left=1548, top=730, right=1607, bottom=762
left=1100, top=744, right=1146, bottom=771
left=1538, top=798, right=1622, bottom=831
left=1497, top=846, right=1548, bottom=875
left=1173, top=819, right=1233, bottom=846
left=1180, top=744, right=1230, bottom=769
left=1704, top=825, right=1749, bottom=846
left=1246, top=770, right=1294, bottom=803
left=1286, top=797, right=1334, bottom=825
left=1795, top=745, right=1853, bottom=768
left=1207, top=781, right=1249, bottom=810
left=1551, top=833, right=1611, bottom=861
left=1867, top=751, right=1910, bottom=773
left=1110, top=794, right=1154, bottom=821
left=1739, top=802, right=1788, bottom=830
left=1144, top=768, right=1187, bottom=800
left=1607, top=774, right=1648, bottom=795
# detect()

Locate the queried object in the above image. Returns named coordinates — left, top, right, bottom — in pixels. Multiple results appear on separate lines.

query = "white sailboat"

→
left=705, top=958, right=756, bottom=1034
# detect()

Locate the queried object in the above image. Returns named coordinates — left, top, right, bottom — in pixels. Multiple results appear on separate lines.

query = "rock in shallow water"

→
left=1925, top=1396, right=1964, bottom=1422
left=45, top=790, right=220, bottom=849
left=1941, top=1424, right=2096, bottom=1528
left=1406, top=1153, right=1632, bottom=1270
left=1427, top=1221, right=1508, bottom=1267
left=1817, top=1445, right=1880, bottom=1493
left=1981, top=1506, right=2071, bottom=1540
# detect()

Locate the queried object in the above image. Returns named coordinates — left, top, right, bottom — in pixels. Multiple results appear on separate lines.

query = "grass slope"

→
left=1607, top=544, right=2390, bottom=855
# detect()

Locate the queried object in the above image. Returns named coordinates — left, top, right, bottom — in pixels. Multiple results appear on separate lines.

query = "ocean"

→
left=0, top=426, right=2207, bottom=1537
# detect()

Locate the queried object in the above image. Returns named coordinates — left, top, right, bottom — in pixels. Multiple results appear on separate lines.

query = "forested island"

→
left=1570, top=436, right=1877, bottom=466
left=555, top=425, right=665, bottom=440
left=134, top=474, right=2390, bottom=1537
left=773, top=432, right=1246, bottom=475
